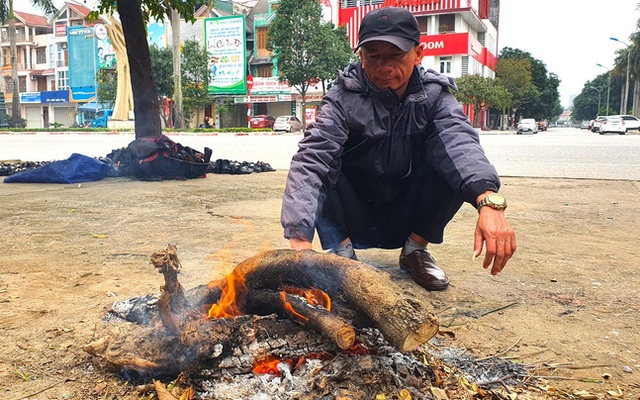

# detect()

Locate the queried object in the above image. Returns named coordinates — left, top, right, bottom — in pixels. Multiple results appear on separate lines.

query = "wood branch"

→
left=246, top=289, right=356, bottom=350
left=199, top=249, right=439, bottom=352
left=151, top=244, right=188, bottom=335
left=85, top=247, right=439, bottom=376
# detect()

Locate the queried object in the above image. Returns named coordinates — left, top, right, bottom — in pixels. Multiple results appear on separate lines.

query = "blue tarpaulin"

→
left=4, top=153, right=111, bottom=184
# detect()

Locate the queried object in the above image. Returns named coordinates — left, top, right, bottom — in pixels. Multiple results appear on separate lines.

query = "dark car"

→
left=249, top=115, right=275, bottom=129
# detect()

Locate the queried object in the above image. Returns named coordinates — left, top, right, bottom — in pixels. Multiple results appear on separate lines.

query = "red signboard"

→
left=246, top=74, right=253, bottom=94
left=55, top=24, right=67, bottom=37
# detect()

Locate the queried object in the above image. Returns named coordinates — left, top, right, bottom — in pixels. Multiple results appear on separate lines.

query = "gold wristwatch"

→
left=477, top=193, right=507, bottom=212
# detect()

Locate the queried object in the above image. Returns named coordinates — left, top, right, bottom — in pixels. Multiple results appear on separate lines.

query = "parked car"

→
left=273, top=115, right=303, bottom=133
left=613, top=115, right=640, bottom=131
left=591, top=116, right=606, bottom=132
left=580, top=121, right=590, bottom=130
left=599, top=116, right=626, bottom=135
left=516, top=118, right=538, bottom=134
left=249, top=115, right=275, bottom=129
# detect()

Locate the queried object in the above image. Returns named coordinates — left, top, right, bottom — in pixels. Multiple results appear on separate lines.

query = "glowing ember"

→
left=207, top=270, right=246, bottom=318
left=282, top=286, right=331, bottom=311
left=253, top=356, right=294, bottom=375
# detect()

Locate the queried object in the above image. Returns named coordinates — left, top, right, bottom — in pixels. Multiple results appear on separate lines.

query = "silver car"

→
left=273, top=115, right=303, bottom=133
left=516, top=118, right=538, bottom=134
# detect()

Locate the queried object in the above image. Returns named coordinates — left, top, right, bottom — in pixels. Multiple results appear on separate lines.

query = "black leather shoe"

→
left=399, top=249, right=449, bottom=290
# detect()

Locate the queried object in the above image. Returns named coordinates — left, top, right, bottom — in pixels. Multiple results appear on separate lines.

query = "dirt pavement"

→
left=1, top=170, right=640, bottom=399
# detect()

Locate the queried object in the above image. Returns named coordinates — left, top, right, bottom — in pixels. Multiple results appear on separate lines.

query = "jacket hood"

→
left=336, top=62, right=458, bottom=95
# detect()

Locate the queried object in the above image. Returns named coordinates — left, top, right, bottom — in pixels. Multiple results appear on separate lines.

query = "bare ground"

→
left=1, top=170, right=639, bottom=399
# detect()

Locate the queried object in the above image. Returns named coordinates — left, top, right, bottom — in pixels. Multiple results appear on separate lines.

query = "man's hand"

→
left=473, top=207, right=516, bottom=275
left=290, top=237, right=313, bottom=251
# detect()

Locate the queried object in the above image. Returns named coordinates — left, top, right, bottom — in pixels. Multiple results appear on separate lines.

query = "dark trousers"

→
left=316, top=163, right=464, bottom=250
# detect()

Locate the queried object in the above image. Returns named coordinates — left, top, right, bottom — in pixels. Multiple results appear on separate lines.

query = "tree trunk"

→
left=633, top=80, right=639, bottom=117
left=170, top=9, right=184, bottom=129
left=116, top=0, right=162, bottom=138
left=8, top=2, right=22, bottom=128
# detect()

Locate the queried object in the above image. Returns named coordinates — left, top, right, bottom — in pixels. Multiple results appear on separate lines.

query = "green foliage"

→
left=90, top=0, right=199, bottom=24
left=571, top=73, right=615, bottom=121
left=496, top=57, right=539, bottom=110
left=312, top=24, right=356, bottom=91
left=216, top=98, right=238, bottom=117
left=455, top=74, right=511, bottom=128
left=0, top=0, right=57, bottom=22
left=181, top=39, right=212, bottom=125
left=150, top=44, right=174, bottom=97
left=498, top=47, right=562, bottom=121
left=267, top=0, right=325, bottom=97
left=96, top=69, right=117, bottom=105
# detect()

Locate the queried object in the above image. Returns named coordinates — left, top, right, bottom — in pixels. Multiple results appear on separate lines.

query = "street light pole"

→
left=610, top=37, right=631, bottom=114
left=588, top=86, right=601, bottom=116
left=597, top=63, right=611, bottom=115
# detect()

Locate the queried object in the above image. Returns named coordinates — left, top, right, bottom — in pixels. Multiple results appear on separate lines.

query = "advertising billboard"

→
left=204, top=15, right=247, bottom=95
left=67, top=26, right=98, bottom=102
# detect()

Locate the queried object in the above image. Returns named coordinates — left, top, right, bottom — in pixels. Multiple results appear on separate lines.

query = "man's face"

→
left=359, top=41, right=423, bottom=97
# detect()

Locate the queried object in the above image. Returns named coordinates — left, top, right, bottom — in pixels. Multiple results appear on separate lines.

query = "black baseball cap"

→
left=355, top=7, right=420, bottom=52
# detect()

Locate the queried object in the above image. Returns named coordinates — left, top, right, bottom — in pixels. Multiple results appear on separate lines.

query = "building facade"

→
left=1, top=0, right=501, bottom=129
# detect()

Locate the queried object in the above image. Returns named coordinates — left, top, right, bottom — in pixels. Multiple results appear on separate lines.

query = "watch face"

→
left=488, top=193, right=506, bottom=206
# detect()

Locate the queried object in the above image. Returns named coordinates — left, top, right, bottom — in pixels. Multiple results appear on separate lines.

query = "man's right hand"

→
left=290, top=237, right=313, bottom=250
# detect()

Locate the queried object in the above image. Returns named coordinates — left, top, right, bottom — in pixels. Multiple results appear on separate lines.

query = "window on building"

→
left=4, top=77, right=13, bottom=93
left=439, top=56, right=452, bottom=74
left=49, top=44, right=55, bottom=68
left=19, top=76, right=27, bottom=92
left=56, top=44, right=66, bottom=67
left=438, top=14, right=455, bottom=34
left=257, top=27, right=267, bottom=51
left=256, top=65, right=273, bottom=77
left=57, top=70, right=68, bottom=90
left=36, top=47, right=47, bottom=64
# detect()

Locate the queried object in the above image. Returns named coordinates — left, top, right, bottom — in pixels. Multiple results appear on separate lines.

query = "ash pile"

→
left=85, top=246, right=530, bottom=399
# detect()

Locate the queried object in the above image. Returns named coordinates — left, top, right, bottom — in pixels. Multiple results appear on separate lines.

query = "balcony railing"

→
left=1, top=33, right=28, bottom=43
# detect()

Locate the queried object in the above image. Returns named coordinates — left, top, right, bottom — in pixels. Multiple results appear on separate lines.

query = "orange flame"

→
left=282, top=286, right=332, bottom=311
left=253, top=356, right=293, bottom=375
left=280, top=291, right=308, bottom=321
left=279, top=286, right=332, bottom=322
left=207, top=270, right=247, bottom=318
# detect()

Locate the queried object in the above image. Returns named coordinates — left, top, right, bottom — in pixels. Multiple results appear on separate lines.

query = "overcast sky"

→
left=499, top=0, right=639, bottom=108
left=16, top=1, right=640, bottom=108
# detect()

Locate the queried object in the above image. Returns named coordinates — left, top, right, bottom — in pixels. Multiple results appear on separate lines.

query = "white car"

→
left=516, top=118, right=538, bottom=134
left=599, top=116, right=626, bottom=134
left=613, top=115, right=640, bottom=131
left=272, top=115, right=303, bottom=133
left=591, top=116, right=606, bottom=132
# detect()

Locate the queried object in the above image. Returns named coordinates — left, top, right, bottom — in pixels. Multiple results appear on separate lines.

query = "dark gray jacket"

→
left=282, top=63, right=500, bottom=242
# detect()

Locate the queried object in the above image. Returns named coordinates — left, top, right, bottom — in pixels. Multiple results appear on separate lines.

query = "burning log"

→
left=197, top=249, right=439, bottom=352
left=248, top=289, right=356, bottom=350
left=85, top=247, right=439, bottom=377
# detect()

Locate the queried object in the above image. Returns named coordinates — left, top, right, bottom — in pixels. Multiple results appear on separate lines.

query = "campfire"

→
left=84, top=245, right=527, bottom=399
